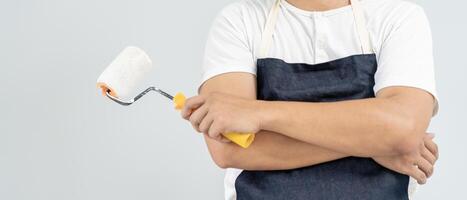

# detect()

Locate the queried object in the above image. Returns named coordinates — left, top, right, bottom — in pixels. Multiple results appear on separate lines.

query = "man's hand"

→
left=373, top=133, right=439, bottom=184
left=181, top=92, right=262, bottom=142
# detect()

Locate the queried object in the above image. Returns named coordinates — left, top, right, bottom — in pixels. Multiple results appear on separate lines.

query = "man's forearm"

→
left=193, top=73, right=432, bottom=168
left=258, top=88, right=433, bottom=157
left=205, top=130, right=346, bottom=170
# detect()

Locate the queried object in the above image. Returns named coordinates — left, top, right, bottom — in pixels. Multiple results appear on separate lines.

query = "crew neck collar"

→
left=281, top=0, right=357, bottom=17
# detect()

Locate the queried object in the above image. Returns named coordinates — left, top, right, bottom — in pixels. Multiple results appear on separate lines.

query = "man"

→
left=182, top=0, right=439, bottom=199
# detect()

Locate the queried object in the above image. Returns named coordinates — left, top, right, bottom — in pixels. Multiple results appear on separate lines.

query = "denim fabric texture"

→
left=235, top=54, right=409, bottom=200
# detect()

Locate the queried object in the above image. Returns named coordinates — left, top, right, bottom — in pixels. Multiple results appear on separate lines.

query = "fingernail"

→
left=427, top=132, right=435, bottom=138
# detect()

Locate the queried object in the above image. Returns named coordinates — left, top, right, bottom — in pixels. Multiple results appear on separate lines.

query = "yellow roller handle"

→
left=173, top=92, right=255, bottom=148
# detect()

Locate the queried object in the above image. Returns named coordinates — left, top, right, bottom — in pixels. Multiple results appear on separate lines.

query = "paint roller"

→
left=96, top=46, right=255, bottom=148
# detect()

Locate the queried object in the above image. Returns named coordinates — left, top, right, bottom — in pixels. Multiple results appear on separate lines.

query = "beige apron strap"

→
left=258, top=0, right=281, bottom=58
left=350, top=0, right=374, bottom=54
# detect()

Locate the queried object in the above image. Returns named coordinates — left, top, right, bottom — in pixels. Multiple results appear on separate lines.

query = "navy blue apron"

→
left=234, top=0, right=410, bottom=199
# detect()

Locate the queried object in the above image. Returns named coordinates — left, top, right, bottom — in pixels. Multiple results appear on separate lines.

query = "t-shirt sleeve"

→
left=374, top=6, right=439, bottom=115
left=199, top=4, right=256, bottom=90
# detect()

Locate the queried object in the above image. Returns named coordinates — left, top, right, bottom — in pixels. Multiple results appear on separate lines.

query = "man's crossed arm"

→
left=181, top=72, right=438, bottom=184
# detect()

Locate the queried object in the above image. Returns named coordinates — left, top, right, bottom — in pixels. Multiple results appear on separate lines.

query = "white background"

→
left=0, top=0, right=465, bottom=199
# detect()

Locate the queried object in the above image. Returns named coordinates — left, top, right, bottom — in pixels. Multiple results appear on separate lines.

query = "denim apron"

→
left=234, top=0, right=410, bottom=199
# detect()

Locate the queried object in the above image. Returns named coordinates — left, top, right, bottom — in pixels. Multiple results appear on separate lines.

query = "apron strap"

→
left=258, top=0, right=281, bottom=58
left=350, top=0, right=374, bottom=54
left=258, top=0, right=374, bottom=59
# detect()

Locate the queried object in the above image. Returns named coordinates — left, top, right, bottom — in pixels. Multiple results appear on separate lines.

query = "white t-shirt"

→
left=200, top=0, right=438, bottom=199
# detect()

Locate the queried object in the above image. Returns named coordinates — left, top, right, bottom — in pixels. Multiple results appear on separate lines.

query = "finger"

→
left=198, top=113, right=214, bottom=134
left=204, top=132, right=226, bottom=143
left=424, top=138, right=439, bottom=160
left=189, top=105, right=209, bottom=132
left=214, top=135, right=227, bottom=143
left=416, top=156, right=434, bottom=178
left=219, top=136, right=232, bottom=143
left=409, top=165, right=427, bottom=184
left=208, top=121, right=224, bottom=139
left=421, top=146, right=436, bottom=165
left=181, top=95, right=205, bottom=120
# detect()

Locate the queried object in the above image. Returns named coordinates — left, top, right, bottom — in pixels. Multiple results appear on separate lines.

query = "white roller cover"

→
left=97, top=46, right=153, bottom=98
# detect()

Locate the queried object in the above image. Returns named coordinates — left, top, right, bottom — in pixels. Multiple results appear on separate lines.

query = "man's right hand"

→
left=373, top=133, right=439, bottom=184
